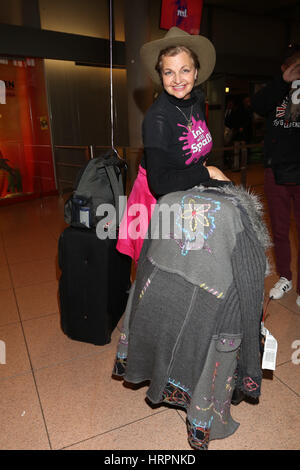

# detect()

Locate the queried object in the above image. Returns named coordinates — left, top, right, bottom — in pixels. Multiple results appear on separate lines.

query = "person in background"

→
left=252, top=44, right=300, bottom=306
left=224, top=98, right=235, bottom=128
left=116, top=27, right=230, bottom=266
left=230, top=95, right=253, bottom=144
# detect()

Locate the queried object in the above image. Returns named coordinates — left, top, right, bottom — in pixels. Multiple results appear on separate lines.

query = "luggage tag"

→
left=79, top=207, right=90, bottom=228
left=71, top=195, right=92, bottom=228
left=261, top=322, right=278, bottom=370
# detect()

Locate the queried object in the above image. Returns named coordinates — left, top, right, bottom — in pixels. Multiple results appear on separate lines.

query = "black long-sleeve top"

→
left=141, top=89, right=211, bottom=197
left=252, top=75, right=300, bottom=168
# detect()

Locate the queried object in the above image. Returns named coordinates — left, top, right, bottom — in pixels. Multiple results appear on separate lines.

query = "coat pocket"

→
left=215, top=334, right=242, bottom=353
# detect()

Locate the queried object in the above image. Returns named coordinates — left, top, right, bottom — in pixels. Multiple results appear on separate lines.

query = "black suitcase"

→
left=58, top=226, right=131, bottom=345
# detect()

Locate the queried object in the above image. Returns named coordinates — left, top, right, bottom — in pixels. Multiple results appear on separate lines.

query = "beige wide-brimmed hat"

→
left=140, top=27, right=216, bottom=86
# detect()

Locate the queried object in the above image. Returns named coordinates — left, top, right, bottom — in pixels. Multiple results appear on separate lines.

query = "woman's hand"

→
left=282, top=58, right=300, bottom=83
left=206, top=165, right=230, bottom=181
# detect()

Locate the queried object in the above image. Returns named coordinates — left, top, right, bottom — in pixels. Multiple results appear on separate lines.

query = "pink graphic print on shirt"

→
left=178, top=116, right=213, bottom=165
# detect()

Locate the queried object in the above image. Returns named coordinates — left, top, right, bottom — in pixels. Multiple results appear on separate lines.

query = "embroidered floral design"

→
left=175, top=194, right=221, bottom=256
left=181, top=198, right=211, bottom=233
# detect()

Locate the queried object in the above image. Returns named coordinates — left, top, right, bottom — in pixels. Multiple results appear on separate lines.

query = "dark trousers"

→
left=264, top=168, right=300, bottom=295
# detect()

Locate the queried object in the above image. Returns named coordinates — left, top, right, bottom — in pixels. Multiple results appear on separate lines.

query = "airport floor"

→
left=0, top=162, right=299, bottom=450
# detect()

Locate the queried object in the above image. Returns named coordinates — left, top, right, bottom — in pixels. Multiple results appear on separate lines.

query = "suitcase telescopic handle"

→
left=105, top=165, right=126, bottom=233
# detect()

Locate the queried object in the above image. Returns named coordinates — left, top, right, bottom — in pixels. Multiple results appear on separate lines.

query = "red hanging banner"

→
left=160, top=0, right=204, bottom=35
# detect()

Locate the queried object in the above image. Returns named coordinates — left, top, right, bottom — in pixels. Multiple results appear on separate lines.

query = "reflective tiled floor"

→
left=0, top=163, right=299, bottom=450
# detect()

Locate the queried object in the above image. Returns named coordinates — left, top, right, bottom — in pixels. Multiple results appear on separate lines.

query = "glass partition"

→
left=0, top=57, right=56, bottom=203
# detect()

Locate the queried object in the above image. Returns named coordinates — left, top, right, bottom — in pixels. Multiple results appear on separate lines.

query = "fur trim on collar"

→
left=196, top=183, right=272, bottom=276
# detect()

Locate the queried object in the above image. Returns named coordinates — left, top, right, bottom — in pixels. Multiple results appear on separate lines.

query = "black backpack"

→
left=64, top=151, right=127, bottom=234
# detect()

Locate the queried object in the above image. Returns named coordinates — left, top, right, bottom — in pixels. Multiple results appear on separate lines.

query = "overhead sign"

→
left=160, top=0, right=204, bottom=35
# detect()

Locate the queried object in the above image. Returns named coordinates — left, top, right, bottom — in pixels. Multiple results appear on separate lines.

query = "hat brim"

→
left=140, top=28, right=216, bottom=87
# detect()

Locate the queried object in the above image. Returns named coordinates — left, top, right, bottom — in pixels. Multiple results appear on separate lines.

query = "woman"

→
left=117, top=27, right=229, bottom=265
left=113, top=28, right=269, bottom=450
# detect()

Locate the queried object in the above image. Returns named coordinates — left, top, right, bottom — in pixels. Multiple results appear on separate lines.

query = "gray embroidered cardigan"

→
left=113, top=184, right=270, bottom=450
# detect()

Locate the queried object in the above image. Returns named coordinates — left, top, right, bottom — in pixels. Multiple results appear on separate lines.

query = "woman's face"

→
left=161, top=51, right=197, bottom=100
